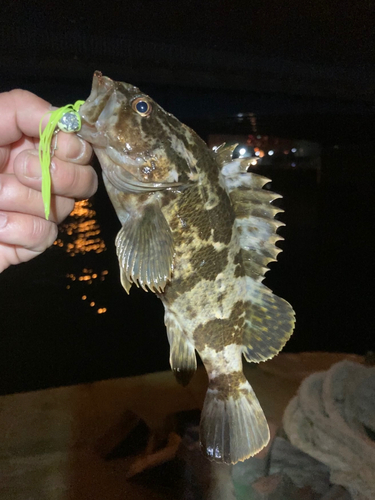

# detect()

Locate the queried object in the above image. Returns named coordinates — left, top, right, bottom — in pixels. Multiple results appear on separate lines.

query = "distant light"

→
left=239, top=147, right=247, bottom=156
left=90, top=302, right=95, bottom=307
left=255, top=151, right=260, bottom=156
left=291, top=148, right=297, bottom=153
left=82, top=295, right=87, bottom=300
left=268, top=150, right=274, bottom=156
left=291, top=162, right=296, bottom=167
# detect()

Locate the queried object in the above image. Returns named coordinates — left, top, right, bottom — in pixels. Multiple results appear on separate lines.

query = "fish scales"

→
left=78, top=71, right=296, bottom=464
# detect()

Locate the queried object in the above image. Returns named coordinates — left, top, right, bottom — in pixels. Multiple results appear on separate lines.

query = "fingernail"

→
left=66, top=137, right=86, bottom=160
left=24, top=150, right=41, bottom=179
left=0, top=212, right=7, bottom=229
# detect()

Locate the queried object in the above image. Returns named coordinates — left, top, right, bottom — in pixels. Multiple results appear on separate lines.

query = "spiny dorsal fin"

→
left=213, top=143, right=238, bottom=167
left=215, top=144, right=295, bottom=360
left=216, top=145, right=285, bottom=282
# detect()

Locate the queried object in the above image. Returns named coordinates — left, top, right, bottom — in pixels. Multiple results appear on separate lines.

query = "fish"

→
left=77, top=71, right=295, bottom=464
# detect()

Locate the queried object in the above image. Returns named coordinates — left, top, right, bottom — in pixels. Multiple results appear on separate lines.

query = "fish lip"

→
left=76, top=124, right=108, bottom=148
left=88, top=71, right=114, bottom=103
left=78, top=71, right=116, bottom=127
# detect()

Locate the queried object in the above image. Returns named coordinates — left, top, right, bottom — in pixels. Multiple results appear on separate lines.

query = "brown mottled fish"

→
left=78, top=71, right=295, bottom=464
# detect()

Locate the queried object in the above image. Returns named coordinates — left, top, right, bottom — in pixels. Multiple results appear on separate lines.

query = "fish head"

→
left=78, top=71, right=198, bottom=193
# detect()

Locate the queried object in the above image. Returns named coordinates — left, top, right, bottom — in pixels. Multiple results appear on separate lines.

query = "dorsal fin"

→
left=214, top=145, right=295, bottom=362
left=215, top=145, right=284, bottom=283
left=213, top=143, right=238, bottom=166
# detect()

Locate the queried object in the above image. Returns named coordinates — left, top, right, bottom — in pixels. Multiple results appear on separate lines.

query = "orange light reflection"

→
left=57, top=200, right=107, bottom=256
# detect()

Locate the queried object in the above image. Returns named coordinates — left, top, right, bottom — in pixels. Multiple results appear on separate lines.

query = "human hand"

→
left=0, top=89, right=98, bottom=273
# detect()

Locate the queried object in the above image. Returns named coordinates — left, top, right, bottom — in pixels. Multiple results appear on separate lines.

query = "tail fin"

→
left=200, top=378, right=269, bottom=464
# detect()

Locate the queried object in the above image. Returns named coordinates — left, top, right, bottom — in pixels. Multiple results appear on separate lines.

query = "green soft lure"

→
left=38, top=100, right=85, bottom=220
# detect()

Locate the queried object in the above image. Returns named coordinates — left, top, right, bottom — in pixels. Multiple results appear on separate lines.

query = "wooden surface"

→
left=0, top=352, right=363, bottom=499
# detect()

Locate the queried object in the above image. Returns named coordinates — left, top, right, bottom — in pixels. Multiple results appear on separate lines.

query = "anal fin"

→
left=165, top=311, right=197, bottom=386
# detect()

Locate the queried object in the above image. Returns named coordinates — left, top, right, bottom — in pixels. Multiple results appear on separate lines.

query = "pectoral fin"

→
left=115, top=204, right=174, bottom=293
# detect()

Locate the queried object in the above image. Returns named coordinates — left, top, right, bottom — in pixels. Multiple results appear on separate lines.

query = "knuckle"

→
left=52, top=160, right=78, bottom=195
left=0, top=148, right=10, bottom=169
left=9, top=89, right=28, bottom=100
left=27, top=218, right=57, bottom=250
left=56, top=198, right=75, bottom=224
left=66, top=164, right=81, bottom=194
left=79, top=140, right=94, bottom=164
left=52, top=160, right=97, bottom=199
left=82, top=167, right=98, bottom=197
left=0, top=175, right=11, bottom=200
left=29, top=217, right=46, bottom=243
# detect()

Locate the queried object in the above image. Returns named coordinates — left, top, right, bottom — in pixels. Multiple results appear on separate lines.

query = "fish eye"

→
left=132, top=97, right=152, bottom=117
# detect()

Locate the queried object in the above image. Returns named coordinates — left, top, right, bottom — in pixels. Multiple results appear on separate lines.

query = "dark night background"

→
left=0, top=1, right=374, bottom=395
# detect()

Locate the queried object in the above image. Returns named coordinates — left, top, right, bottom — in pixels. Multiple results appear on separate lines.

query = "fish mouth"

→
left=77, top=71, right=115, bottom=146
left=80, top=71, right=114, bottom=123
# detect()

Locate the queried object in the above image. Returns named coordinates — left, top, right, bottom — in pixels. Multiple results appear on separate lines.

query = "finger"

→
left=0, top=90, right=52, bottom=146
left=53, top=132, right=93, bottom=165
left=14, top=149, right=98, bottom=199
left=0, top=146, right=10, bottom=171
left=0, top=211, right=58, bottom=253
left=0, top=173, right=75, bottom=224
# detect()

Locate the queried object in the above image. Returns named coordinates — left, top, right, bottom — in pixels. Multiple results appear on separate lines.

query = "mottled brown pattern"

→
left=209, top=186, right=235, bottom=244
left=160, top=188, right=180, bottom=209
left=191, top=246, right=228, bottom=280
left=175, top=185, right=213, bottom=241
left=193, top=301, right=245, bottom=352
left=163, top=271, right=203, bottom=304
left=201, top=148, right=220, bottom=187
left=234, top=265, right=246, bottom=278
left=141, top=112, right=194, bottom=182
left=186, top=305, right=197, bottom=318
left=234, top=251, right=247, bottom=278
left=209, top=371, right=247, bottom=400
left=167, top=116, right=210, bottom=171
left=233, top=252, right=242, bottom=266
